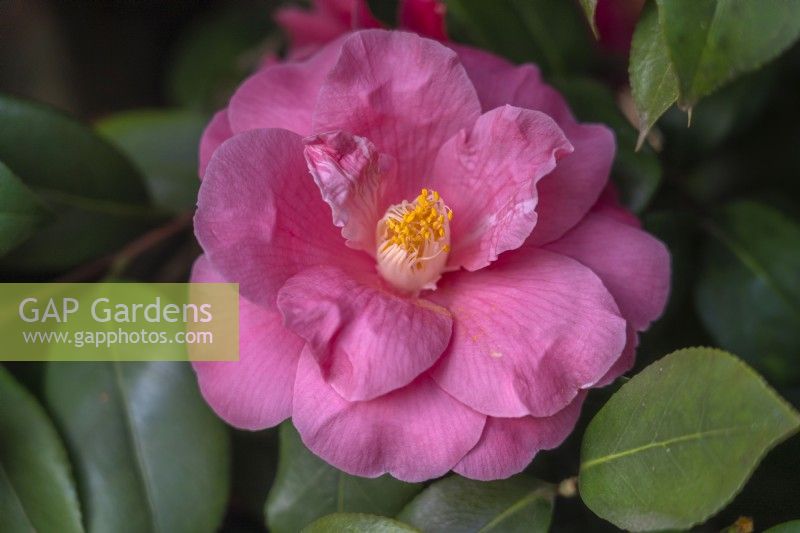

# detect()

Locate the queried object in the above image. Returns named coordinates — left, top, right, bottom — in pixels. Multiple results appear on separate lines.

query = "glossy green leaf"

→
left=445, top=0, right=591, bottom=75
left=0, top=160, right=51, bottom=256
left=302, top=513, right=418, bottom=533
left=0, top=95, right=157, bottom=272
left=629, top=2, right=679, bottom=148
left=767, top=521, right=800, bottom=533
left=397, top=474, right=554, bottom=532
left=0, top=365, right=83, bottom=533
left=721, top=436, right=800, bottom=531
left=656, top=0, right=800, bottom=107
left=554, top=77, right=661, bottom=212
left=44, top=362, right=229, bottom=533
left=695, top=201, right=800, bottom=385
left=1, top=204, right=159, bottom=273
left=578, top=0, right=598, bottom=37
left=266, top=422, right=422, bottom=533
left=97, top=109, right=206, bottom=212
left=580, top=347, right=800, bottom=531
left=0, top=95, right=147, bottom=203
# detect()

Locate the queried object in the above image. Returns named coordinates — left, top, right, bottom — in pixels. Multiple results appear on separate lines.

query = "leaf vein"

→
left=581, top=426, right=751, bottom=471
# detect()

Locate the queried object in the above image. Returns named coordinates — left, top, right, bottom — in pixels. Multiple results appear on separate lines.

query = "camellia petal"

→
left=431, top=105, right=573, bottom=271
left=591, top=183, right=642, bottom=228
left=277, top=266, right=452, bottom=401
left=399, top=0, right=447, bottom=40
left=545, top=211, right=670, bottom=331
left=596, top=0, right=645, bottom=55
left=274, top=0, right=380, bottom=60
left=530, top=123, right=615, bottom=245
left=274, top=3, right=350, bottom=60
left=304, top=130, right=396, bottom=254
left=454, top=392, right=586, bottom=480
left=596, top=325, right=638, bottom=387
left=198, top=109, right=232, bottom=179
left=429, top=248, right=627, bottom=418
left=451, top=45, right=565, bottom=118
left=191, top=255, right=303, bottom=430
left=292, top=348, right=485, bottom=482
left=313, top=30, right=482, bottom=191
left=228, top=36, right=345, bottom=136
left=453, top=45, right=615, bottom=245
left=191, top=29, right=673, bottom=482
left=194, top=128, right=372, bottom=307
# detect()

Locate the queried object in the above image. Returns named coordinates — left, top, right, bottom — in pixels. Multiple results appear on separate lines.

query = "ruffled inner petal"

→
left=313, top=30, right=482, bottom=192
left=304, top=130, right=396, bottom=255
left=195, top=128, right=371, bottom=307
left=430, top=105, right=573, bottom=271
left=453, top=44, right=616, bottom=246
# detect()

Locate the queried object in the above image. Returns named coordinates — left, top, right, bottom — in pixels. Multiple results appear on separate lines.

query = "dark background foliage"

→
left=1, top=0, right=799, bottom=532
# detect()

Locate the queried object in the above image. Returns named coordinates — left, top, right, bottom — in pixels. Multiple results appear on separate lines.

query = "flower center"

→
left=376, top=188, right=452, bottom=293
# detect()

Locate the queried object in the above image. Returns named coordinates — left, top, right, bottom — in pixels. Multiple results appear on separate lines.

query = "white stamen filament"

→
left=375, top=188, right=452, bottom=293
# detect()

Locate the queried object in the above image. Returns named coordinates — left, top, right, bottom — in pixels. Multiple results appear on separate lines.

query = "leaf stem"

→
left=56, top=212, right=193, bottom=282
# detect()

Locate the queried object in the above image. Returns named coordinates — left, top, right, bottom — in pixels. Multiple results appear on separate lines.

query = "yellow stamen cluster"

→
left=380, top=188, right=453, bottom=269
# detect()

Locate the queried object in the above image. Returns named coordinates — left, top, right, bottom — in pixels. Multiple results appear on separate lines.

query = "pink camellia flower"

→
left=275, top=0, right=446, bottom=59
left=193, top=30, right=670, bottom=481
left=595, top=0, right=646, bottom=55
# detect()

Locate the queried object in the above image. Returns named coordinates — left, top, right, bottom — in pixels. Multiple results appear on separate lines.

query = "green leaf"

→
left=1, top=204, right=159, bottom=273
left=767, top=521, right=800, bottom=533
left=656, top=0, right=800, bottom=107
left=722, top=435, right=800, bottom=531
left=0, top=365, right=83, bottom=533
left=397, top=474, right=554, bottom=532
left=579, top=347, right=800, bottom=531
left=695, top=201, right=800, bottom=385
left=168, top=5, right=271, bottom=111
left=0, top=95, right=148, bottom=203
left=629, top=2, right=679, bottom=148
left=444, top=0, right=591, bottom=75
left=97, top=109, right=206, bottom=212
left=302, top=513, right=419, bottom=533
left=0, top=95, right=158, bottom=272
left=553, top=77, right=661, bottom=212
left=266, top=422, right=422, bottom=533
left=578, top=0, right=599, bottom=37
left=44, top=362, right=229, bottom=533
left=0, top=160, right=52, bottom=256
